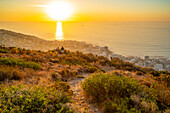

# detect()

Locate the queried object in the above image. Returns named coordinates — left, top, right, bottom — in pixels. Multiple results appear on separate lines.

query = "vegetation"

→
left=0, top=49, right=8, bottom=53
left=0, top=57, right=42, bottom=70
left=82, top=73, right=169, bottom=113
left=0, top=45, right=169, bottom=112
left=0, top=84, right=74, bottom=113
left=0, top=66, right=24, bottom=81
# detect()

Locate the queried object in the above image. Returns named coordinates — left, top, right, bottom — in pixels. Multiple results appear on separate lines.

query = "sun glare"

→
left=56, top=22, right=63, bottom=40
left=46, top=1, right=73, bottom=21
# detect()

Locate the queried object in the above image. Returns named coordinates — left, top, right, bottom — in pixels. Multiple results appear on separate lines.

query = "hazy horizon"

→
left=1, top=0, right=170, bottom=21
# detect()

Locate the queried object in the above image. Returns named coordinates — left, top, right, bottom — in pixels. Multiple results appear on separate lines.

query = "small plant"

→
left=51, top=72, right=59, bottom=81
left=54, top=81, right=71, bottom=92
left=76, top=75, right=85, bottom=78
left=0, top=49, right=8, bottom=53
left=84, top=66, right=98, bottom=73
left=59, top=69, right=77, bottom=79
left=0, top=66, right=24, bottom=81
left=0, top=57, right=42, bottom=70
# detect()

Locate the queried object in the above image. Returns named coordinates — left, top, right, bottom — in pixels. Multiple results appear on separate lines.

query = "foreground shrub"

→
left=83, top=66, right=98, bottom=73
left=0, top=66, right=24, bottom=81
left=0, top=57, right=42, bottom=70
left=150, top=70, right=170, bottom=77
left=59, top=69, right=77, bottom=79
left=51, top=72, right=60, bottom=81
left=82, top=73, right=166, bottom=112
left=0, top=85, right=74, bottom=113
left=0, top=49, right=8, bottom=53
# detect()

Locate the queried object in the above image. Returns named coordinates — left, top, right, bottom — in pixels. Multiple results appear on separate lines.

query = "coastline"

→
left=0, top=29, right=170, bottom=72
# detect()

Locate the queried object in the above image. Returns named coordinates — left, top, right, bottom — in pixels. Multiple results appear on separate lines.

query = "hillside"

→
left=0, top=29, right=114, bottom=57
left=0, top=45, right=169, bottom=112
left=0, top=29, right=170, bottom=112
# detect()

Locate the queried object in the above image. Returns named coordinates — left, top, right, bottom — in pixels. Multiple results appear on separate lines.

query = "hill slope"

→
left=0, top=30, right=170, bottom=112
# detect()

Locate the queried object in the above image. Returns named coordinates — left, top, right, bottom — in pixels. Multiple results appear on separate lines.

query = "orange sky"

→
left=0, top=0, right=170, bottom=21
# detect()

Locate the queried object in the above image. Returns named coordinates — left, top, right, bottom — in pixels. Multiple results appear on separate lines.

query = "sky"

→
left=0, top=0, right=170, bottom=21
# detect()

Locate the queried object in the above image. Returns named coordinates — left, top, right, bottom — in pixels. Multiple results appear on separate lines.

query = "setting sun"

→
left=46, top=1, right=73, bottom=21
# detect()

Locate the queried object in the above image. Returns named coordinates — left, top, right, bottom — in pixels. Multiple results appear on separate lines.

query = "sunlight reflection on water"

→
left=56, top=22, right=64, bottom=40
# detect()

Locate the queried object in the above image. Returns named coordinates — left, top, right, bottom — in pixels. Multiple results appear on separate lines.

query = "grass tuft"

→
left=0, top=66, right=24, bottom=81
left=0, top=57, right=42, bottom=70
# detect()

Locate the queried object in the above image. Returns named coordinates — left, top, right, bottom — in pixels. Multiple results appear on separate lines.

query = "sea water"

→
left=0, top=21, right=170, bottom=57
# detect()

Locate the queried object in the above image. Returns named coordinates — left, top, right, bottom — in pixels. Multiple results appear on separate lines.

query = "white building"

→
left=166, top=65, right=170, bottom=72
left=154, top=64, right=163, bottom=71
left=144, top=61, right=151, bottom=67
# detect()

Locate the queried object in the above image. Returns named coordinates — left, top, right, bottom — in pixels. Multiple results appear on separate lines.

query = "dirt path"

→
left=67, top=74, right=102, bottom=113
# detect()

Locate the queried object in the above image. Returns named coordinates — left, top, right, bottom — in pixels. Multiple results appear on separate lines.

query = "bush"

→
left=84, top=66, right=98, bottom=73
left=0, top=85, right=74, bottom=113
left=0, top=57, right=42, bottom=70
left=54, top=81, right=71, bottom=92
left=0, top=49, right=8, bottom=53
left=59, top=69, right=77, bottom=79
left=0, top=66, right=24, bottom=81
left=60, top=56, right=88, bottom=66
left=82, top=73, right=165, bottom=112
left=150, top=70, right=170, bottom=77
left=51, top=72, right=59, bottom=81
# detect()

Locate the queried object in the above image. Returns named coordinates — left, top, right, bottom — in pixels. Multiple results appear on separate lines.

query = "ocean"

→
left=0, top=21, right=170, bottom=57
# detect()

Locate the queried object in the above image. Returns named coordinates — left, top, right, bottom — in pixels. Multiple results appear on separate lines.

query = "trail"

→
left=67, top=74, right=102, bottom=113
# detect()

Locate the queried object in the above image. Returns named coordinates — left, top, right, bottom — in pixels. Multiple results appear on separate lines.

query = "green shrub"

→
left=160, top=74, right=170, bottom=87
left=85, top=66, right=98, bottom=73
left=59, top=69, right=77, bottom=79
left=0, top=66, right=24, bottom=81
left=51, top=72, right=59, bottom=81
left=150, top=70, right=170, bottom=77
left=82, top=73, right=164, bottom=112
left=60, top=56, right=88, bottom=66
left=0, top=85, right=74, bottom=113
left=0, top=49, right=8, bottom=53
left=0, top=57, right=42, bottom=70
left=76, top=75, right=85, bottom=78
left=54, top=81, right=71, bottom=92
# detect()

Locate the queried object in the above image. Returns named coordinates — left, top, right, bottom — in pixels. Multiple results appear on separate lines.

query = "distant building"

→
left=167, top=58, right=170, bottom=65
left=129, top=59, right=135, bottom=63
left=154, top=64, right=163, bottom=71
left=159, top=60, right=166, bottom=65
left=145, top=56, right=149, bottom=61
left=166, top=65, right=170, bottom=72
left=144, top=61, right=151, bottom=67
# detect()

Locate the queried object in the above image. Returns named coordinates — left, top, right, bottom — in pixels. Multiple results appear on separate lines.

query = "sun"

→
left=46, top=1, right=73, bottom=21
